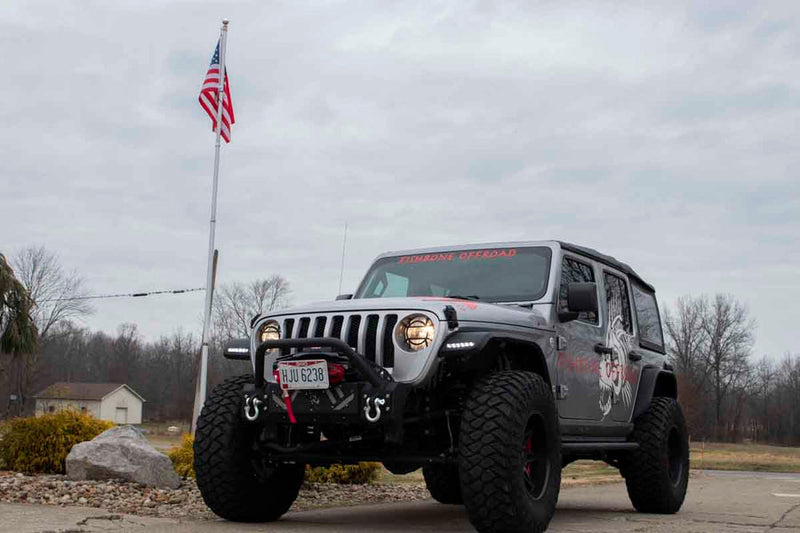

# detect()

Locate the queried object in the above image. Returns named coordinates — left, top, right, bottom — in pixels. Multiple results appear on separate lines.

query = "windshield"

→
left=355, top=247, right=552, bottom=302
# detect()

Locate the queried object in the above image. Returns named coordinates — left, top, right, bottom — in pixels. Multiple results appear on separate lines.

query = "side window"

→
left=558, top=257, right=598, bottom=324
left=603, top=272, right=633, bottom=334
left=632, top=283, right=665, bottom=351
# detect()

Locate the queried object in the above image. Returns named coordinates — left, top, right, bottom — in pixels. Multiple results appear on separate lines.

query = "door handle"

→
left=628, top=350, right=644, bottom=362
left=594, top=343, right=613, bottom=355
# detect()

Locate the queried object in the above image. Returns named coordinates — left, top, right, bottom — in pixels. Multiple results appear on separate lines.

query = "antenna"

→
left=338, top=222, right=348, bottom=295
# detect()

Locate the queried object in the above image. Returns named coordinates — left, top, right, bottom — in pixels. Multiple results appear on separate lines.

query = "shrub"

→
left=0, top=409, right=113, bottom=474
left=168, top=433, right=195, bottom=478
left=0, top=421, right=8, bottom=470
left=304, top=462, right=382, bottom=484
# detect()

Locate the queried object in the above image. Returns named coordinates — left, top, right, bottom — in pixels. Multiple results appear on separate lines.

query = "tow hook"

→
left=244, top=395, right=262, bottom=422
left=364, top=397, right=386, bottom=423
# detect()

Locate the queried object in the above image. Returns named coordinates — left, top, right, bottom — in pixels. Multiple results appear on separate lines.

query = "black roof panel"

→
left=558, top=241, right=655, bottom=292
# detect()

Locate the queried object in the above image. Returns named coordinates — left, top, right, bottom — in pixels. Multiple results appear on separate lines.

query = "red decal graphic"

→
left=556, top=352, right=639, bottom=386
left=397, top=248, right=517, bottom=264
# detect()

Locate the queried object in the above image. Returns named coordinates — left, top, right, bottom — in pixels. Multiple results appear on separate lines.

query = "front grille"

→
left=277, top=312, right=398, bottom=368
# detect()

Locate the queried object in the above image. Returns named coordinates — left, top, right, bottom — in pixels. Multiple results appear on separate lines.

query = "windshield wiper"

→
left=447, top=295, right=481, bottom=301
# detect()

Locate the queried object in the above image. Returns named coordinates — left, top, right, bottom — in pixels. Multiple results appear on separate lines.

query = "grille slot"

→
left=382, top=314, right=398, bottom=367
left=346, top=315, right=362, bottom=349
left=364, top=315, right=380, bottom=362
left=271, top=311, right=405, bottom=369
left=313, top=316, right=327, bottom=337
left=331, top=316, right=344, bottom=338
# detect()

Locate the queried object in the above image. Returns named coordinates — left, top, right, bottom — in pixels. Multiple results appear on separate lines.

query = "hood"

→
left=262, top=297, right=549, bottom=329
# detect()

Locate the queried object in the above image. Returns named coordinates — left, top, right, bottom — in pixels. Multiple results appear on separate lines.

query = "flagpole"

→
left=192, top=18, right=229, bottom=434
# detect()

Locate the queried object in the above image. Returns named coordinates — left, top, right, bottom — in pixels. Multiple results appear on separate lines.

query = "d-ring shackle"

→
left=244, top=396, right=262, bottom=422
left=364, top=397, right=386, bottom=423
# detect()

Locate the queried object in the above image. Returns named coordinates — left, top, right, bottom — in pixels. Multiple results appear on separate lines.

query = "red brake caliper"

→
left=524, top=436, right=533, bottom=476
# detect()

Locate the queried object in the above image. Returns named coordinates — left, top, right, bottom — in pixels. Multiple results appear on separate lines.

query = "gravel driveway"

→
left=0, top=471, right=430, bottom=521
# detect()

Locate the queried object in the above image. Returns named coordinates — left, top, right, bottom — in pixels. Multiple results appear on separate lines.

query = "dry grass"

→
left=690, top=441, right=800, bottom=473
left=141, top=421, right=188, bottom=451
left=381, top=442, right=800, bottom=489
left=381, top=461, right=622, bottom=487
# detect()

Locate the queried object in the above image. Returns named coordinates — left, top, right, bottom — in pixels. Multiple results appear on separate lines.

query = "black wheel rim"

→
left=522, top=414, right=551, bottom=501
left=667, top=426, right=685, bottom=486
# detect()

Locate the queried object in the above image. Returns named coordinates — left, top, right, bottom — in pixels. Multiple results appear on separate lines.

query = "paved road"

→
left=4, top=471, right=800, bottom=532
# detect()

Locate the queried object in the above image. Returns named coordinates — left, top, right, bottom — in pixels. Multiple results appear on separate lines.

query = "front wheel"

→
left=194, top=375, right=305, bottom=522
left=423, top=463, right=462, bottom=504
left=459, top=371, right=561, bottom=533
left=621, top=397, right=689, bottom=514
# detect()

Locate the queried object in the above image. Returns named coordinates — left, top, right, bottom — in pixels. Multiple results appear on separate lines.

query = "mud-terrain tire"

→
left=423, top=464, right=462, bottom=504
left=459, top=371, right=561, bottom=533
left=621, top=397, right=689, bottom=514
left=194, top=375, right=305, bottom=522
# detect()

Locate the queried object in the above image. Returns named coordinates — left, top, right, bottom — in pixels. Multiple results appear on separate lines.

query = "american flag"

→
left=199, top=41, right=235, bottom=143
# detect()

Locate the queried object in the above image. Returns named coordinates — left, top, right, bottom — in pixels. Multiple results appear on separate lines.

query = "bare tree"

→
left=664, top=296, right=708, bottom=377
left=213, top=276, right=291, bottom=340
left=11, top=246, right=93, bottom=340
left=701, top=294, right=755, bottom=438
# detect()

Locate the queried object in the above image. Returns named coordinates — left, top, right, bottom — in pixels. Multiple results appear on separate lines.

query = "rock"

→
left=66, top=426, right=180, bottom=489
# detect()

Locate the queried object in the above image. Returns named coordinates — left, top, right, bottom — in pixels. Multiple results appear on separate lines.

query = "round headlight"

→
left=396, top=314, right=435, bottom=352
left=258, top=320, right=281, bottom=343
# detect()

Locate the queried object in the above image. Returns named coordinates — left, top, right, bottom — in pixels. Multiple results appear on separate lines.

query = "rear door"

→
left=599, top=269, right=641, bottom=422
left=555, top=255, right=605, bottom=421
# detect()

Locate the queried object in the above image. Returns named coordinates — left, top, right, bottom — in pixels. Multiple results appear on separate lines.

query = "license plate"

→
left=277, top=360, right=330, bottom=390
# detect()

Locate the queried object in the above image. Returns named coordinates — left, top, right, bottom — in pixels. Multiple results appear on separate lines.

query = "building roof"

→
left=34, top=382, right=145, bottom=402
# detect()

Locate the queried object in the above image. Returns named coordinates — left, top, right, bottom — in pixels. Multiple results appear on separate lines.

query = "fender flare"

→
left=632, top=365, right=678, bottom=421
left=439, top=330, right=552, bottom=385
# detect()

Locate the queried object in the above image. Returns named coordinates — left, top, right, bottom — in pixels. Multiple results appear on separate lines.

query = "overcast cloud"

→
left=1, top=1, right=798, bottom=359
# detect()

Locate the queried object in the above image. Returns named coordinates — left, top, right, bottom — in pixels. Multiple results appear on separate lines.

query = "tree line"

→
left=1, top=245, right=799, bottom=444
left=0, top=246, right=289, bottom=420
left=664, top=294, right=800, bottom=444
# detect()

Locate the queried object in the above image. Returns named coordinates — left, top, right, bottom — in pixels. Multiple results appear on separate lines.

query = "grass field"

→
left=379, top=442, right=800, bottom=486
left=690, top=441, right=800, bottom=473
left=140, top=421, right=188, bottom=451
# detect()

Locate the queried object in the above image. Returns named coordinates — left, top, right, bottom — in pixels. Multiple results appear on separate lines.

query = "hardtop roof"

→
left=375, top=240, right=655, bottom=293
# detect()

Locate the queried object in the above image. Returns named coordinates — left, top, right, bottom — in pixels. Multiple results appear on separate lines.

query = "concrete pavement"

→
left=4, top=471, right=800, bottom=532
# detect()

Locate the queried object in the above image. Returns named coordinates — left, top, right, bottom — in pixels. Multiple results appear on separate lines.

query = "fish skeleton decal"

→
left=598, top=314, right=635, bottom=418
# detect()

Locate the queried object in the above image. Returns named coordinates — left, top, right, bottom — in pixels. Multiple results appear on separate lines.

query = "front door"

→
left=115, top=407, right=128, bottom=424
left=555, top=255, right=606, bottom=421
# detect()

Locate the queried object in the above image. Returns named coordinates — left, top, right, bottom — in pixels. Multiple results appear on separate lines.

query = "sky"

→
left=1, top=1, right=798, bottom=359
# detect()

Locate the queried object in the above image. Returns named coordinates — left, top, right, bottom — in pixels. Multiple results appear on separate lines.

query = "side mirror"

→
left=336, top=294, right=353, bottom=301
left=223, top=338, right=250, bottom=360
left=559, top=282, right=598, bottom=322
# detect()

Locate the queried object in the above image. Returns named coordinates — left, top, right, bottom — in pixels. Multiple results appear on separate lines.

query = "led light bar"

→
left=446, top=341, right=476, bottom=350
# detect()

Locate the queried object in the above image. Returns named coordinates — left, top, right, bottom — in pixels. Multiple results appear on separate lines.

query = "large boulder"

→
left=66, top=425, right=181, bottom=489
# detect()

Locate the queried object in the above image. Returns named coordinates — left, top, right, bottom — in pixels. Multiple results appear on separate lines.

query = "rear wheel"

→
left=423, top=463, right=462, bottom=504
left=459, top=371, right=561, bottom=533
left=621, top=397, right=689, bottom=514
left=194, top=375, right=305, bottom=522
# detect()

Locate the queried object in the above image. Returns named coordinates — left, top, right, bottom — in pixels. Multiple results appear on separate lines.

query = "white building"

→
left=34, top=382, right=145, bottom=424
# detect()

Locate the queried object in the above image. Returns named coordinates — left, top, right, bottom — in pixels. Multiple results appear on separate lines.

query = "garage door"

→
left=115, top=407, right=128, bottom=424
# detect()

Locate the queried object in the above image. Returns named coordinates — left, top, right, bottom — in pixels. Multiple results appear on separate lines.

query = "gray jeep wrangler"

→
left=194, top=241, right=688, bottom=533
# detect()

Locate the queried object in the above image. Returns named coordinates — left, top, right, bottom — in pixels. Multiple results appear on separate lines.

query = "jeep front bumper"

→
left=242, top=338, right=411, bottom=440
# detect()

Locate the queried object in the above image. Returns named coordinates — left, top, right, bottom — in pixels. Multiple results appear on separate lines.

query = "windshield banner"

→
left=398, top=248, right=517, bottom=264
